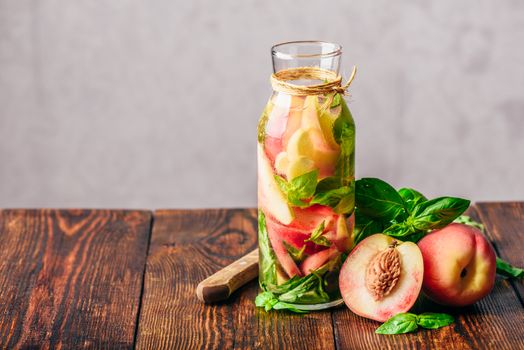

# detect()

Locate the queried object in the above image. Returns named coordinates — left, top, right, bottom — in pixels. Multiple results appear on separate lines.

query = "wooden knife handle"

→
left=196, top=249, right=259, bottom=303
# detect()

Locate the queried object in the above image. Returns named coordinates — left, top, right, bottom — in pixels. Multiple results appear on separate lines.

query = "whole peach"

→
left=418, top=223, right=496, bottom=306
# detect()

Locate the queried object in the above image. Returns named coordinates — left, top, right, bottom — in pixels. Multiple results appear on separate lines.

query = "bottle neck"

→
left=271, top=41, right=342, bottom=78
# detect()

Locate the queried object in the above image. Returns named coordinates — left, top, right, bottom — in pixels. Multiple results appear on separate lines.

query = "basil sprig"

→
left=354, top=178, right=470, bottom=244
left=376, top=312, right=454, bottom=335
left=255, top=271, right=332, bottom=313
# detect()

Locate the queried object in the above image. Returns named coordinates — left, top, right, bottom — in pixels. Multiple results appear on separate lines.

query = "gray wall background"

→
left=1, top=0, right=523, bottom=209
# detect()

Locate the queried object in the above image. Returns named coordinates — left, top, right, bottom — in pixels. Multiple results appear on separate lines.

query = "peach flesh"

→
left=339, top=234, right=423, bottom=322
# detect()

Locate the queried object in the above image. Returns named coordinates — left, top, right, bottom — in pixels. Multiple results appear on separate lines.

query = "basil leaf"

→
left=255, top=291, right=279, bottom=311
left=255, top=291, right=308, bottom=313
left=283, top=241, right=307, bottom=262
left=258, top=211, right=277, bottom=290
left=257, top=101, right=271, bottom=143
left=376, top=312, right=454, bottom=335
left=330, top=93, right=341, bottom=108
left=278, top=272, right=330, bottom=304
left=416, top=313, right=454, bottom=329
left=383, top=220, right=417, bottom=238
left=265, top=266, right=333, bottom=306
left=333, top=99, right=355, bottom=185
left=334, top=192, right=355, bottom=215
left=312, top=185, right=354, bottom=214
left=382, top=219, right=428, bottom=242
left=412, top=197, right=470, bottom=231
left=454, top=215, right=485, bottom=232
left=312, top=186, right=351, bottom=208
left=305, top=221, right=331, bottom=247
left=354, top=208, right=386, bottom=244
left=496, top=257, right=524, bottom=279
left=315, top=176, right=343, bottom=192
left=398, top=188, right=427, bottom=213
left=272, top=301, right=309, bottom=313
left=275, top=170, right=318, bottom=207
left=375, top=313, right=419, bottom=335
left=356, top=178, right=407, bottom=221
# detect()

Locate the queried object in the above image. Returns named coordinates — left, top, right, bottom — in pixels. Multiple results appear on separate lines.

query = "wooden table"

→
left=0, top=204, right=522, bottom=349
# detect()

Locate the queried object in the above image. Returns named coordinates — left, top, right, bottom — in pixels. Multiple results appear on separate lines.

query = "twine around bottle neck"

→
left=270, top=66, right=357, bottom=96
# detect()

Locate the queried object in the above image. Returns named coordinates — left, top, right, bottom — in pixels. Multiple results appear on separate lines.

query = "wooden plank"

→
left=136, top=209, right=335, bottom=350
left=475, top=202, right=524, bottom=300
left=0, top=209, right=151, bottom=349
left=332, top=205, right=524, bottom=349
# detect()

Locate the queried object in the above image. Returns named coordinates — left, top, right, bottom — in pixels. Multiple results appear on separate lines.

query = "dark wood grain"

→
left=0, top=204, right=522, bottom=349
left=331, top=205, right=524, bottom=350
left=0, top=209, right=151, bottom=349
left=135, top=209, right=335, bottom=350
left=474, top=202, right=524, bottom=301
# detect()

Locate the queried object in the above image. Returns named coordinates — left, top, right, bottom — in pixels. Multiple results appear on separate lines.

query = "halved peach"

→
left=339, top=234, right=424, bottom=322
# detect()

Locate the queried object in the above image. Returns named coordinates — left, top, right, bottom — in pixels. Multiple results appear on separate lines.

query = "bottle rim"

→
left=271, top=40, right=342, bottom=60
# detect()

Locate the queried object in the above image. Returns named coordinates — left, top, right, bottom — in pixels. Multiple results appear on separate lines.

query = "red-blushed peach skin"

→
left=339, top=234, right=424, bottom=322
left=417, top=223, right=496, bottom=306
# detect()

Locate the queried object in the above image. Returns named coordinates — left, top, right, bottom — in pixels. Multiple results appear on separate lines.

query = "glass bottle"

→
left=257, top=41, right=356, bottom=310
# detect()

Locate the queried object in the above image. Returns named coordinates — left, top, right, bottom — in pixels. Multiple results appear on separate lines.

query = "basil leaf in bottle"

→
left=277, top=272, right=331, bottom=304
left=275, top=169, right=318, bottom=207
left=311, top=178, right=354, bottom=214
left=258, top=211, right=277, bottom=289
left=254, top=291, right=308, bottom=313
left=257, top=101, right=272, bottom=143
left=333, top=100, right=355, bottom=186
left=330, top=93, right=341, bottom=108
left=283, top=241, right=307, bottom=262
left=305, top=221, right=331, bottom=247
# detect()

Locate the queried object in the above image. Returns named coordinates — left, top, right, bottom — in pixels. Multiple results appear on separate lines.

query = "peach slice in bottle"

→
left=300, top=246, right=340, bottom=275
left=339, top=234, right=423, bottom=322
left=286, top=128, right=339, bottom=177
left=289, top=205, right=337, bottom=231
left=257, top=144, right=294, bottom=225
left=265, top=215, right=324, bottom=256
left=266, top=217, right=303, bottom=278
left=323, top=215, right=353, bottom=253
left=281, top=95, right=307, bottom=148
